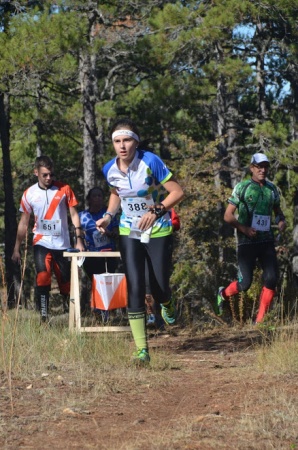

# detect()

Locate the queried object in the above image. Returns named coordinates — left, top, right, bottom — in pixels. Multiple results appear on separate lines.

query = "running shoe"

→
left=215, top=287, right=225, bottom=316
left=161, top=299, right=177, bottom=325
left=132, top=348, right=150, bottom=364
left=146, top=313, right=156, bottom=326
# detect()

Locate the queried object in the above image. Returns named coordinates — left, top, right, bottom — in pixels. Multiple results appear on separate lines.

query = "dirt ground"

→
left=1, top=325, right=298, bottom=450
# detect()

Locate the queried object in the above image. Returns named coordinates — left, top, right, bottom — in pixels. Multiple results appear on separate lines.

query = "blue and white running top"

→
left=79, top=207, right=118, bottom=251
left=102, top=149, right=173, bottom=237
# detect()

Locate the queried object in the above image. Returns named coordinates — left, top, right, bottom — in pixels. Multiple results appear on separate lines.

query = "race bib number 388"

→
left=38, top=219, right=62, bottom=236
left=121, top=196, right=154, bottom=217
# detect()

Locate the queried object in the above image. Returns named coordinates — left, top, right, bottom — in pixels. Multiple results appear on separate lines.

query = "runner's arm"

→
left=69, top=206, right=85, bottom=251
left=273, top=206, right=287, bottom=233
left=160, top=179, right=184, bottom=210
left=96, top=190, right=120, bottom=231
left=138, top=178, right=184, bottom=231
left=11, top=212, right=30, bottom=264
left=224, top=203, right=257, bottom=238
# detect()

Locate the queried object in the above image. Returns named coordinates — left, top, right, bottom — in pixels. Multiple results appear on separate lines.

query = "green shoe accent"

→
left=132, top=348, right=150, bottom=364
left=161, top=299, right=177, bottom=325
left=215, top=287, right=224, bottom=316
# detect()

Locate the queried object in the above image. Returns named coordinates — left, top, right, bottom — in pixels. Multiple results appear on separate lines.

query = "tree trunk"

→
left=79, top=48, right=99, bottom=200
left=254, top=21, right=272, bottom=155
left=214, top=43, right=236, bottom=264
left=0, top=91, right=19, bottom=308
left=289, top=75, right=298, bottom=142
left=79, top=6, right=101, bottom=203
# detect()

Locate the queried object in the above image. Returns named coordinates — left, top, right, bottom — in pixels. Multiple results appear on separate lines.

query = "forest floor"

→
left=1, top=323, right=298, bottom=450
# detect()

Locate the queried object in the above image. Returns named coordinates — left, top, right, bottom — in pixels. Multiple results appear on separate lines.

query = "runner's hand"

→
left=278, top=220, right=287, bottom=233
left=96, top=216, right=111, bottom=233
left=138, top=211, right=158, bottom=231
left=11, top=250, right=21, bottom=264
left=240, top=225, right=257, bottom=238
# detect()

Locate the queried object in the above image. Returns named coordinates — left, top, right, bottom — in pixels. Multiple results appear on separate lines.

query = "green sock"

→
left=128, top=311, right=147, bottom=350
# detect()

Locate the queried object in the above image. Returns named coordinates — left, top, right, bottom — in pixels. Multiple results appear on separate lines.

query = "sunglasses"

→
left=253, top=164, right=269, bottom=170
left=41, top=172, right=54, bottom=178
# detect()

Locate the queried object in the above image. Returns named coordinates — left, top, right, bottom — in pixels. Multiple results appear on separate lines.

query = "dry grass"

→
left=2, top=310, right=298, bottom=449
left=2, top=252, right=298, bottom=449
left=1, top=309, right=173, bottom=358
left=256, top=324, right=298, bottom=375
left=0, top=309, right=178, bottom=394
left=239, top=390, right=298, bottom=447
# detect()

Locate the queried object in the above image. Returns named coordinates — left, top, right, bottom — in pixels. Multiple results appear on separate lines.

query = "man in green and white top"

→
left=215, top=153, right=286, bottom=323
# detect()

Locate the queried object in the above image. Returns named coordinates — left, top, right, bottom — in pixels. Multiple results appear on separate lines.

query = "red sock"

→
left=255, top=287, right=275, bottom=323
left=223, top=281, right=238, bottom=298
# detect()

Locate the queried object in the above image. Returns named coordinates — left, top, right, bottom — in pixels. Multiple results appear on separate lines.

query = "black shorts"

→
left=237, top=241, right=278, bottom=291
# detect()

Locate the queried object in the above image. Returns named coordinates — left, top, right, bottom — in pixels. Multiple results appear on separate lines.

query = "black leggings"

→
left=33, top=245, right=70, bottom=316
left=34, top=245, right=70, bottom=295
left=237, top=241, right=279, bottom=292
left=119, top=235, right=173, bottom=313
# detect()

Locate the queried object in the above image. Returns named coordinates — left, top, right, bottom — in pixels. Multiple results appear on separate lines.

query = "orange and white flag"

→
left=91, top=273, right=127, bottom=310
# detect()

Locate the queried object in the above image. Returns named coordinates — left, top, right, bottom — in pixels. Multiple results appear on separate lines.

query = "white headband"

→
left=112, top=129, right=140, bottom=142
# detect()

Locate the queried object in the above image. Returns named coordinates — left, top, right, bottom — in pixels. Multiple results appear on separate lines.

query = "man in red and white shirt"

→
left=12, top=156, right=85, bottom=322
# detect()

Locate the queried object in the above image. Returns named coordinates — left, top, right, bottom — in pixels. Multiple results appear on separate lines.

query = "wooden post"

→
left=64, top=251, right=130, bottom=333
